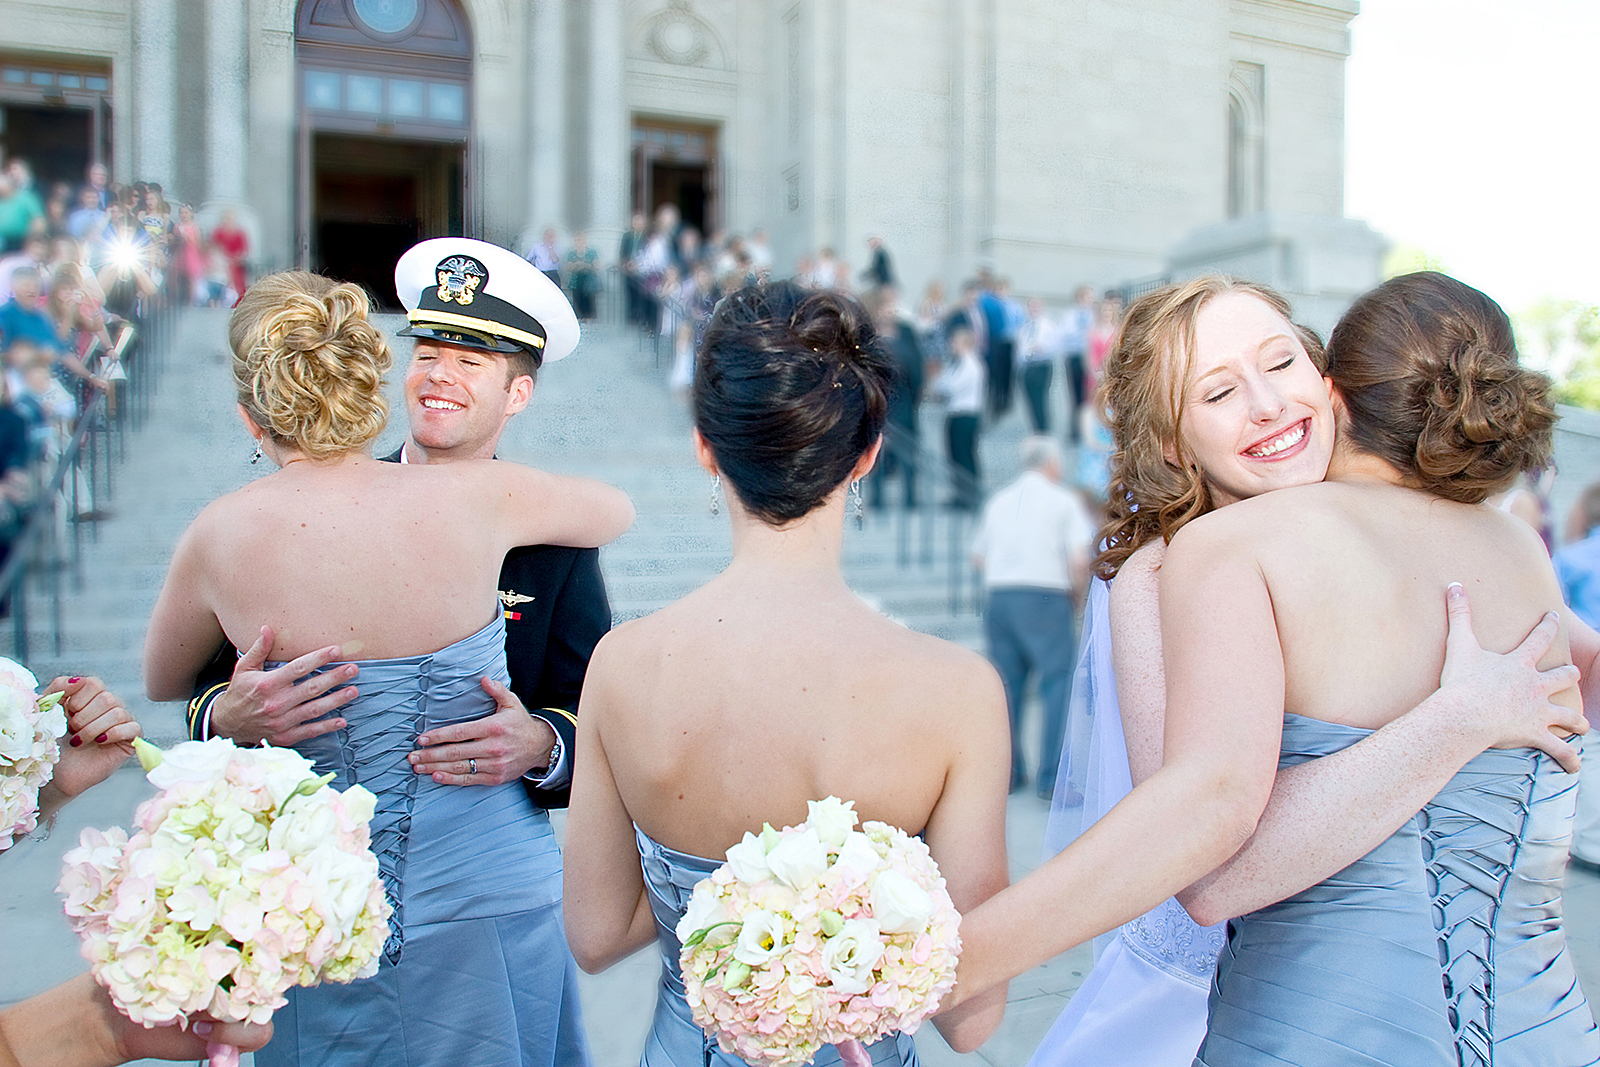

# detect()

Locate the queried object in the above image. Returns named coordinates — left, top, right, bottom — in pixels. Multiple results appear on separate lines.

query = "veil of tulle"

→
left=1042, top=576, right=1131, bottom=959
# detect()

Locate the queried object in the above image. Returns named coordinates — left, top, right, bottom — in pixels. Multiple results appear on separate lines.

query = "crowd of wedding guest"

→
left=0, top=154, right=251, bottom=594
left=523, top=206, right=1130, bottom=512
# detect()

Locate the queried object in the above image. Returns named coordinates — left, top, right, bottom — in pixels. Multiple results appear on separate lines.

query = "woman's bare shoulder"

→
left=863, top=621, right=1005, bottom=720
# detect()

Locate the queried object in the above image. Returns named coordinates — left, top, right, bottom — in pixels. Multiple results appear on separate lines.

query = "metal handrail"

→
left=877, top=419, right=983, bottom=615
left=0, top=388, right=110, bottom=659
left=0, top=289, right=173, bottom=660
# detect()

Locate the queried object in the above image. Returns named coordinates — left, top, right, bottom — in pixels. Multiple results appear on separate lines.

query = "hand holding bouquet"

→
left=677, top=796, right=962, bottom=1066
left=58, top=738, right=391, bottom=1066
left=0, top=657, right=65, bottom=852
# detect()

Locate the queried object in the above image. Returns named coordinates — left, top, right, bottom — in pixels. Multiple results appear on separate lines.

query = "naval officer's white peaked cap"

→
left=395, top=237, right=580, bottom=364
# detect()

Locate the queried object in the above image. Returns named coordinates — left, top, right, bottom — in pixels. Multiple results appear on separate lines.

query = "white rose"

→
left=144, top=738, right=237, bottom=789
left=34, top=698, right=65, bottom=743
left=339, top=785, right=378, bottom=826
left=821, top=918, right=884, bottom=995
left=675, top=884, right=733, bottom=945
left=725, top=831, right=773, bottom=884
left=303, top=843, right=379, bottom=930
left=0, top=657, right=38, bottom=695
left=805, top=797, right=858, bottom=847
left=765, top=828, right=827, bottom=890
left=870, top=868, right=934, bottom=934
left=268, top=795, right=339, bottom=857
left=831, top=831, right=883, bottom=886
left=252, top=745, right=322, bottom=806
left=0, top=707, right=32, bottom=761
left=731, top=909, right=786, bottom=966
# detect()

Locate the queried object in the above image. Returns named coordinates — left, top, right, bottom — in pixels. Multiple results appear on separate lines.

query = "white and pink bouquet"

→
left=0, top=658, right=65, bottom=852
left=677, top=796, right=962, bottom=1067
left=58, top=737, right=391, bottom=1064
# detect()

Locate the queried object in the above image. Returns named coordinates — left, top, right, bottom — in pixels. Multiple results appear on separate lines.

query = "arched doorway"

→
left=295, top=0, right=472, bottom=306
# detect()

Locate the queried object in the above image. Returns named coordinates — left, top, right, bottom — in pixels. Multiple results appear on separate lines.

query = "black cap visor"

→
left=396, top=321, right=530, bottom=356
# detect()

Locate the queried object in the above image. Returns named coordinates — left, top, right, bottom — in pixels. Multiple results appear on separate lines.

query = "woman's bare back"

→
left=1168, top=478, right=1576, bottom=734
left=585, top=571, right=1009, bottom=859
left=189, top=459, right=507, bottom=660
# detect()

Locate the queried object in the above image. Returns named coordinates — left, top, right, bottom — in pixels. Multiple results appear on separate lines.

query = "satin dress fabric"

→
left=1031, top=578, right=1226, bottom=1067
left=635, top=828, right=920, bottom=1067
left=254, top=617, right=590, bottom=1067
left=1196, top=713, right=1600, bottom=1067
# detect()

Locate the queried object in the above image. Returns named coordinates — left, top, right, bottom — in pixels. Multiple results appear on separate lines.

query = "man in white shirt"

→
left=971, top=436, right=1095, bottom=798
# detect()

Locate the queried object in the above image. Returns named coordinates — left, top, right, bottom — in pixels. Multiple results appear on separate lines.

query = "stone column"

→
left=528, top=0, right=567, bottom=237
left=131, top=0, right=177, bottom=186
left=587, top=0, right=627, bottom=235
left=207, top=1, right=248, bottom=203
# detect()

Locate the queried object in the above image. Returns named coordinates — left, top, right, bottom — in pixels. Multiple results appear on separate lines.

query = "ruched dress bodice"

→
left=635, top=829, right=919, bottom=1067
left=1196, top=713, right=1600, bottom=1067
left=256, top=617, right=587, bottom=1067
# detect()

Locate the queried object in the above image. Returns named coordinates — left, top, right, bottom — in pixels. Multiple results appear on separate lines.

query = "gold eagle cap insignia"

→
left=499, top=590, right=536, bottom=607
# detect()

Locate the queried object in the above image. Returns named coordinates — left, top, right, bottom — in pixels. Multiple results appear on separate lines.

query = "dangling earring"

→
left=709, top=474, right=721, bottom=516
left=250, top=443, right=263, bottom=465
left=849, top=479, right=863, bottom=530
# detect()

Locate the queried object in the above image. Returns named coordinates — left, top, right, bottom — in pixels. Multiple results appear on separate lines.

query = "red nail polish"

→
left=68, top=676, right=81, bottom=683
left=69, top=735, right=81, bottom=747
left=95, top=733, right=107, bottom=744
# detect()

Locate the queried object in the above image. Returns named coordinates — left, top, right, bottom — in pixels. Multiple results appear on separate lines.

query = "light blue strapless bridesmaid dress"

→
left=635, top=828, right=920, bottom=1067
left=254, top=617, right=590, bottom=1067
left=1196, top=713, right=1600, bottom=1067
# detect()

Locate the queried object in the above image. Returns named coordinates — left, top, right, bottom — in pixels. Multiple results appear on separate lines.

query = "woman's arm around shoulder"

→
left=472, top=460, right=634, bottom=550
left=1179, top=586, right=1585, bottom=926
left=921, top=650, right=1010, bottom=1052
left=561, top=625, right=656, bottom=972
left=144, top=507, right=228, bottom=703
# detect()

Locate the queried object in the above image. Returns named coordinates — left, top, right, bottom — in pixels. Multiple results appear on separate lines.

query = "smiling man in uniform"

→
left=187, top=238, right=605, bottom=1064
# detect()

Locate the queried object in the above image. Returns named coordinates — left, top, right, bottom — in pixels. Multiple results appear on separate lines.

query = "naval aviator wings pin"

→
left=500, top=589, right=534, bottom=621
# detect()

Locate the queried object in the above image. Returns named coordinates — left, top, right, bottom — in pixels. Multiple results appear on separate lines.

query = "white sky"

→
left=1344, top=0, right=1600, bottom=312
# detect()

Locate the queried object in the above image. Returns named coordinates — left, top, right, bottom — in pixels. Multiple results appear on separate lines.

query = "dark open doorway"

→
left=632, top=119, right=718, bottom=237
left=311, top=133, right=463, bottom=308
left=1, top=104, right=92, bottom=193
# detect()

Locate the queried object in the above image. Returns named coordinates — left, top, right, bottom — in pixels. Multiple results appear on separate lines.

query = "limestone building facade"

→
left=0, top=0, right=1380, bottom=319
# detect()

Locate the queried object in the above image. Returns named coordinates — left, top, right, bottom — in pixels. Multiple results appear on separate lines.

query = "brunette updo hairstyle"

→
left=1326, top=272, right=1553, bottom=504
left=230, top=271, right=392, bottom=460
left=1095, top=276, right=1326, bottom=579
left=693, top=281, right=895, bottom=525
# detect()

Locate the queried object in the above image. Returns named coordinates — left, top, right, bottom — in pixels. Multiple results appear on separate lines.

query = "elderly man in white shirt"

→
left=971, top=436, right=1095, bottom=799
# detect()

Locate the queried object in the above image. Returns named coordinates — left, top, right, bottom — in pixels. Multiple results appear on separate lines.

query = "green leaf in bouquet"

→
left=683, top=920, right=742, bottom=949
left=35, top=690, right=64, bottom=714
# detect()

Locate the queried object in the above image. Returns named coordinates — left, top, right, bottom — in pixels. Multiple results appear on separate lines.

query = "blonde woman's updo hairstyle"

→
left=693, top=281, right=895, bottom=526
left=1095, top=276, right=1324, bottom=580
left=230, top=271, right=392, bottom=460
left=1326, top=272, right=1553, bottom=505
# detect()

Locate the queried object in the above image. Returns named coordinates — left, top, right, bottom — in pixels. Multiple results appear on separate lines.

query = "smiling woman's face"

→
left=1173, top=291, right=1336, bottom=506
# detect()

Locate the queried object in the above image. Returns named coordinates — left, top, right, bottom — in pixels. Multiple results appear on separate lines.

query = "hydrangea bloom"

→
left=58, top=738, right=391, bottom=1030
left=678, top=797, right=962, bottom=1066
left=0, top=657, right=65, bottom=852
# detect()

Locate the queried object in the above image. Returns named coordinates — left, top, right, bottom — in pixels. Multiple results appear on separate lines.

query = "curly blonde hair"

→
left=230, top=272, right=391, bottom=460
left=1095, top=276, right=1326, bottom=579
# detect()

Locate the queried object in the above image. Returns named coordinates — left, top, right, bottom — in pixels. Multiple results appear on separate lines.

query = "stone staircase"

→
left=19, top=311, right=1019, bottom=745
